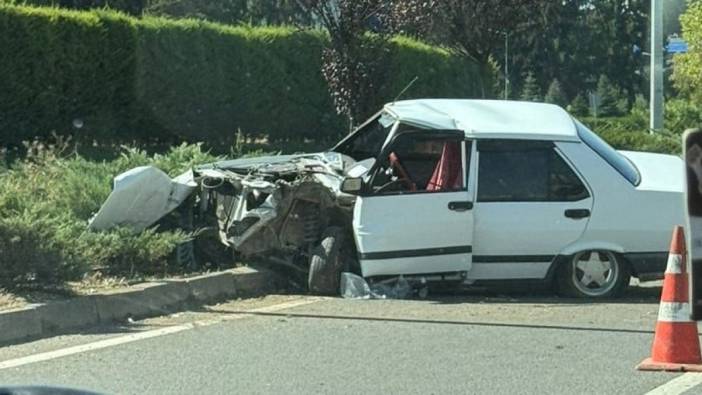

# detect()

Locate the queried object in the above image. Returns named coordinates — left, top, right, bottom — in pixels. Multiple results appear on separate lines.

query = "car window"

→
left=371, top=132, right=468, bottom=195
left=477, top=140, right=589, bottom=202
left=574, top=119, right=641, bottom=186
left=549, top=149, right=591, bottom=201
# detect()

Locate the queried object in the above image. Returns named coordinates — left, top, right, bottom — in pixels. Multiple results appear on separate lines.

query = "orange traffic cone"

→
left=637, top=226, right=702, bottom=372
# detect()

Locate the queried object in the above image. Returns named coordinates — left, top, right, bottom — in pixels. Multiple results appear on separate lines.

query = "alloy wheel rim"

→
left=571, top=250, right=618, bottom=297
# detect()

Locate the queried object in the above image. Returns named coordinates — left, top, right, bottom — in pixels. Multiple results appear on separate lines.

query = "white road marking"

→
left=646, top=373, right=702, bottom=395
left=0, top=297, right=320, bottom=371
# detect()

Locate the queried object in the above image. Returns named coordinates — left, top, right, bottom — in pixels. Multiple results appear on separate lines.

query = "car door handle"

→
left=448, top=201, right=473, bottom=212
left=564, top=209, right=590, bottom=219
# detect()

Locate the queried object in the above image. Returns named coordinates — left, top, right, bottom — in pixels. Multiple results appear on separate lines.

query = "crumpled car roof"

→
left=385, top=99, right=578, bottom=142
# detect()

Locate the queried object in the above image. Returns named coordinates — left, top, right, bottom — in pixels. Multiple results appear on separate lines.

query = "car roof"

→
left=383, top=99, right=580, bottom=142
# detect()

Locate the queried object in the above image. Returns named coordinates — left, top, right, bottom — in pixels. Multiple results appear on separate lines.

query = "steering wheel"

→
left=387, top=152, right=417, bottom=191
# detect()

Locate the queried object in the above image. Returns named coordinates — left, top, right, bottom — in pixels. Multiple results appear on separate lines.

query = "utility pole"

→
left=504, top=32, right=509, bottom=100
left=650, top=0, right=664, bottom=132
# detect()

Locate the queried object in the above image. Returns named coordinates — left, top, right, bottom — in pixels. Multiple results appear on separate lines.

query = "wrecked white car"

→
left=91, top=99, right=685, bottom=298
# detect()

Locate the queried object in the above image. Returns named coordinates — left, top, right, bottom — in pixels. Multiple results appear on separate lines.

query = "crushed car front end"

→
left=193, top=153, right=354, bottom=260
left=89, top=152, right=359, bottom=289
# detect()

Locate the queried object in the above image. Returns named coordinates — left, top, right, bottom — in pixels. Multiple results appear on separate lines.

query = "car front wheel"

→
left=557, top=250, right=629, bottom=298
left=308, top=226, right=345, bottom=295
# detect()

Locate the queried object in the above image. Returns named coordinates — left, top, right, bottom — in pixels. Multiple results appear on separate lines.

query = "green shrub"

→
left=580, top=116, right=681, bottom=155
left=665, top=99, right=702, bottom=134
left=0, top=4, right=482, bottom=147
left=74, top=227, right=188, bottom=277
left=0, top=141, right=219, bottom=288
left=581, top=115, right=647, bottom=134
left=0, top=212, right=83, bottom=287
left=596, top=129, right=681, bottom=155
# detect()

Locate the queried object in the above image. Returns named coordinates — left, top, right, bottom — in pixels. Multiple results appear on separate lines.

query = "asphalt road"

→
left=0, top=285, right=698, bottom=395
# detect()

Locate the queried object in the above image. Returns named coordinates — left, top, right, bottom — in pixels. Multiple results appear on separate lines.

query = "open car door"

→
left=352, top=129, right=474, bottom=278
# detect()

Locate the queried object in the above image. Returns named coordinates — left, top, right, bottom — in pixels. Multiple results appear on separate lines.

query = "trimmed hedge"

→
left=0, top=4, right=482, bottom=147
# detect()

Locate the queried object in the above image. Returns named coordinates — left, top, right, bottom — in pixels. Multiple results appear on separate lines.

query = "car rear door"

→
left=470, top=139, right=593, bottom=280
left=353, top=130, right=475, bottom=277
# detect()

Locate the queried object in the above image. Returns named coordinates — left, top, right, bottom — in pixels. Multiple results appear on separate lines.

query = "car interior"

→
left=372, top=133, right=465, bottom=194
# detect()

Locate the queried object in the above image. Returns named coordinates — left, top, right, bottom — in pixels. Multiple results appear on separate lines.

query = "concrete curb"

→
left=0, top=266, right=277, bottom=345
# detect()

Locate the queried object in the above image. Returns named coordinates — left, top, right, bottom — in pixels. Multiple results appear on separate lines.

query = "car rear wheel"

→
left=308, top=226, right=345, bottom=295
left=557, top=250, right=629, bottom=298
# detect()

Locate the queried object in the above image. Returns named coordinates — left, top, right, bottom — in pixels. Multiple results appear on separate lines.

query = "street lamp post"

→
left=504, top=32, right=509, bottom=100
left=650, top=0, right=664, bottom=132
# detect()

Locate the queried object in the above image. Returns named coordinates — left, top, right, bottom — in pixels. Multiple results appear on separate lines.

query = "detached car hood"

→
left=88, top=166, right=197, bottom=232
left=619, top=150, right=684, bottom=193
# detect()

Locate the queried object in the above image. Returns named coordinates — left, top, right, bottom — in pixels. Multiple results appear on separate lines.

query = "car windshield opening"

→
left=332, top=112, right=395, bottom=162
left=574, top=119, right=641, bottom=186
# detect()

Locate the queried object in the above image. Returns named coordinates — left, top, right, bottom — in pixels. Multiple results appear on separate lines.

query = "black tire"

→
left=175, top=200, right=197, bottom=270
left=308, top=226, right=345, bottom=295
left=556, top=250, right=630, bottom=299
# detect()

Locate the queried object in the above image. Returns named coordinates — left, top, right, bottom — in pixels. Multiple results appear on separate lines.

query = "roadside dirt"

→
left=0, top=290, right=71, bottom=312
left=0, top=292, right=28, bottom=311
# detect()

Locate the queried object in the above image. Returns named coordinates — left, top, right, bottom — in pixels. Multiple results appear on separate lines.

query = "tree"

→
left=433, top=0, right=547, bottom=98
left=596, top=74, right=622, bottom=117
left=569, top=94, right=589, bottom=117
left=673, top=1, right=702, bottom=104
left=505, top=1, right=647, bottom=104
left=586, top=1, right=646, bottom=105
left=520, top=72, right=541, bottom=102
left=387, top=0, right=436, bottom=38
left=544, top=79, right=567, bottom=107
left=664, top=0, right=688, bottom=39
left=295, top=0, right=426, bottom=128
left=294, top=0, right=386, bottom=128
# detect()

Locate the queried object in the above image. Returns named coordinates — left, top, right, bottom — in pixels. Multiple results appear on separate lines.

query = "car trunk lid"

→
left=619, top=150, right=683, bottom=192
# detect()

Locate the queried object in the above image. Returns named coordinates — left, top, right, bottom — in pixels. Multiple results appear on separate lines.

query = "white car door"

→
left=353, top=130, right=475, bottom=277
left=470, top=139, right=593, bottom=280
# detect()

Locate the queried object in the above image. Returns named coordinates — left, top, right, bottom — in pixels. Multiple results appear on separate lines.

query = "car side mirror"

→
left=341, top=177, right=363, bottom=195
